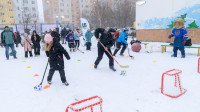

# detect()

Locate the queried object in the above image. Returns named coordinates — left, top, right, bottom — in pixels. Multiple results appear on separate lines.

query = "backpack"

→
left=130, top=40, right=141, bottom=45
left=185, top=39, right=192, bottom=46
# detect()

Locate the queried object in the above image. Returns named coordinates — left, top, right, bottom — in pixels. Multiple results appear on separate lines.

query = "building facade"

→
left=43, top=0, right=93, bottom=27
left=13, top=0, right=39, bottom=24
left=0, top=0, right=15, bottom=25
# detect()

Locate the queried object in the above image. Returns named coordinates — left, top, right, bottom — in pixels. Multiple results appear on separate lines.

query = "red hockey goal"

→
left=66, top=96, right=103, bottom=112
left=161, top=69, right=187, bottom=98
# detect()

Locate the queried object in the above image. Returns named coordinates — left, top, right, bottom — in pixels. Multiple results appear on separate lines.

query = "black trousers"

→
left=113, top=42, right=127, bottom=56
left=75, top=40, right=80, bottom=48
left=25, top=51, right=33, bottom=57
left=68, top=43, right=75, bottom=48
left=86, top=42, right=91, bottom=50
left=94, top=47, right=114, bottom=67
left=47, top=69, right=67, bottom=83
left=33, top=44, right=40, bottom=55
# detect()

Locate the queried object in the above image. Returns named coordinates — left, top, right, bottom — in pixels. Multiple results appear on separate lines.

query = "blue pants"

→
left=173, top=47, right=185, bottom=57
left=5, top=44, right=16, bottom=59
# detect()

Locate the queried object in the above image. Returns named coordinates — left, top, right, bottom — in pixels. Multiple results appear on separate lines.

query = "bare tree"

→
left=82, top=0, right=136, bottom=29
left=21, top=2, right=38, bottom=34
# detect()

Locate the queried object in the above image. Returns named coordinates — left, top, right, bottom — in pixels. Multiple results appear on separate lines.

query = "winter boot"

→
left=109, top=66, right=116, bottom=72
left=70, top=48, right=72, bottom=52
left=47, top=81, right=52, bottom=85
left=29, top=51, right=33, bottom=57
left=94, top=64, right=98, bottom=69
left=181, top=55, right=185, bottom=58
left=171, top=54, right=177, bottom=57
left=119, top=53, right=124, bottom=56
left=73, top=48, right=75, bottom=52
left=63, top=82, right=69, bottom=86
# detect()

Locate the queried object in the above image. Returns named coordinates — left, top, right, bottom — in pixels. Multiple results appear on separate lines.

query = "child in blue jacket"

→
left=113, top=28, right=129, bottom=56
left=66, top=30, right=75, bottom=52
left=168, top=18, right=188, bottom=58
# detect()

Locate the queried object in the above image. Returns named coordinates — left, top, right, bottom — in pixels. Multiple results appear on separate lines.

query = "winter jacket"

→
left=46, top=41, right=70, bottom=70
left=22, top=37, right=32, bottom=51
left=61, top=28, right=68, bottom=38
left=66, top=33, right=75, bottom=43
left=114, top=30, right=120, bottom=40
left=117, top=29, right=128, bottom=45
left=85, top=31, right=93, bottom=43
left=74, top=31, right=81, bottom=40
left=95, top=28, right=115, bottom=49
left=1, top=30, right=5, bottom=43
left=170, top=28, right=188, bottom=47
left=31, top=34, right=41, bottom=48
left=15, top=32, right=22, bottom=44
left=51, top=31, right=60, bottom=42
left=2, top=30, right=15, bottom=44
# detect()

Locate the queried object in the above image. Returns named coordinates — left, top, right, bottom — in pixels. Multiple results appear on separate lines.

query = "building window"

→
left=32, top=7, right=35, bottom=11
left=33, top=14, right=36, bottom=17
left=18, top=14, right=20, bottom=17
left=0, top=13, right=4, bottom=15
left=32, top=1, right=35, bottom=4
left=8, top=1, right=12, bottom=4
left=60, top=3, right=64, bottom=6
left=2, top=20, right=6, bottom=23
left=60, top=9, right=64, bottom=12
left=10, top=16, right=14, bottom=19
left=24, top=7, right=29, bottom=11
left=9, top=9, right=13, bottom=12
left=54, top=2, right=58, bottom=6
left=23, top=0, right=28, bottom=3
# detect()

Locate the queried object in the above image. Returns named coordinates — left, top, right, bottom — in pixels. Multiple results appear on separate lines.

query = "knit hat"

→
left=44, top=34, right=53, bottom=44
left=174, top=18, right=184, bottom=29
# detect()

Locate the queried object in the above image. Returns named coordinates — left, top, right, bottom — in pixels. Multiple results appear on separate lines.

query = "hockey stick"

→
left=72, top=44, right=84, bottom=53
left=34, top=61, right=49, bottom=90
left=98, top=41, right=129, bottom=68
left=128, top=48, right=133, bottom=58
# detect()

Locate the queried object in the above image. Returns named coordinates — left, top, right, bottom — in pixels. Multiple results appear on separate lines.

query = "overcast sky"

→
left=37, top=0, right=44, bottom=23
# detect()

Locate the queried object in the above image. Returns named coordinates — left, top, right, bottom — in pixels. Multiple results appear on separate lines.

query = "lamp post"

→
left=136, top=0, right=146, bottom=6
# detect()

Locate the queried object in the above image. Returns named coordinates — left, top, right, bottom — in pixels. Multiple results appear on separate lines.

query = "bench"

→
left=161, top=45, right=200, bottom=56
left=141, top=43, right=149, bottom=49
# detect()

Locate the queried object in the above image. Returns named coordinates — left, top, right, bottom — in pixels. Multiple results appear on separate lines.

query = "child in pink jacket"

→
left=22, top=33, right=33, bottom=58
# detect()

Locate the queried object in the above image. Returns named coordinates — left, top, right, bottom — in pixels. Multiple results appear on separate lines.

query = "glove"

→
left=168, top=35, right=172, bottom=39
left=183, top=40, right=186, bottom=44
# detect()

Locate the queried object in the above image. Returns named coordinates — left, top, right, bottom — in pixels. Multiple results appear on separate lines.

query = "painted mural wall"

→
left=136, top=0, right=200, bottom=29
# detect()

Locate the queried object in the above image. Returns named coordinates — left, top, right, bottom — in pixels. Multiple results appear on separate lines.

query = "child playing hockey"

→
left=66, top=30, right=75, bottom=52
left=74, top=29, right=81, bottom=50
left=22, top=33, right=33, bottom=58
left=168, top=18, right=188, bottom=58
left=44, top=34, right=70, bottom=86
left=113, top=28, right=129, bottom=56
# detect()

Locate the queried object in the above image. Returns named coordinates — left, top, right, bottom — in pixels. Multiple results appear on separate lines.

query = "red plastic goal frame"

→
left=161, top=69, right=187, bottom=98
left=66, top=96, right=103, bottom=112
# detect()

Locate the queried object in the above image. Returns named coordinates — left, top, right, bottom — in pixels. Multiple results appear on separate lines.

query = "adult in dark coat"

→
left=44, top=34, right=70, bottom=86
left=94, top=28, right=116, bottom=71
left=31, top=31, right=41, bottom=56
left=61, top=27, right=69, bottom=44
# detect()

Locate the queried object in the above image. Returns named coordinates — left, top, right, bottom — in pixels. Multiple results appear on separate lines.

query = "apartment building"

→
left=13, top=0, right=39, bottom=24
left=0, top=0, right=15, bottom=25
left=43, top=0, right=93, bottom=27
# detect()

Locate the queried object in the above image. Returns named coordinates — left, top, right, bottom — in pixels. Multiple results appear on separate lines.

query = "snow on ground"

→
left=0, top=37, right=200, bottom=112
